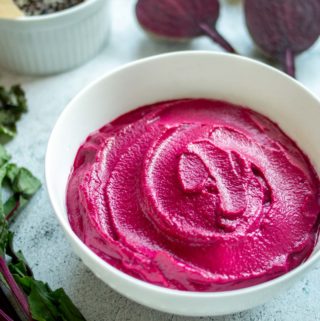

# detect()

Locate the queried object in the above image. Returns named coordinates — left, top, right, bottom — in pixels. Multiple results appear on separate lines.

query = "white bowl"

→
left=46, top=52, right=320, bottom=316
left=0, top=0, right=109, bottom=75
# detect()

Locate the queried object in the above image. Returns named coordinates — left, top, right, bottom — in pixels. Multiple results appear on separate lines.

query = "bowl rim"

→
left=4, top=0, right=99, bottom=22
left=45, top=51, right=320, bottom=298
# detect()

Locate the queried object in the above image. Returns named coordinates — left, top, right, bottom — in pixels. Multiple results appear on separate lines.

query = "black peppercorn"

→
left=14, top=0, right=85, bottom=16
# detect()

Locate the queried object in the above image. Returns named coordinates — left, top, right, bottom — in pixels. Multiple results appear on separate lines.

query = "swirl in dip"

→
left=67, top=99, right=320, bottom=291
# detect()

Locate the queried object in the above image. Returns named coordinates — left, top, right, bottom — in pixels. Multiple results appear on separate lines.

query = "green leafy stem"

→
left=0, top=85, right=87, bottom=321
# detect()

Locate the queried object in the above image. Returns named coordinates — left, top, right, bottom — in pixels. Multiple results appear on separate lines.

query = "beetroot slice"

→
left=244, top=0, right=320, bottom=77
left=136, top=0, right=236, bottom=53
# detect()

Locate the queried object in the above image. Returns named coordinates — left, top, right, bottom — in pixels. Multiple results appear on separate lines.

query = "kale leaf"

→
left=0, top=85, right=27, bottom=144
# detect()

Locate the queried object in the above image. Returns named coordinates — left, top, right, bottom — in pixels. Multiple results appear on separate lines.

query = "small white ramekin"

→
left=46, top=52, right=320, bottom=316
left=0, top=0, right=109, bottom=75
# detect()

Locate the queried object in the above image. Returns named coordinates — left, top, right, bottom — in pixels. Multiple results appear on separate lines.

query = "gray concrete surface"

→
left=1, top=0, right=320, bottom=320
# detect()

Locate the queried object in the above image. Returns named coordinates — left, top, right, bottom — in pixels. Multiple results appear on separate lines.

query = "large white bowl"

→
left=0, top=0, right=109, bottom=75
left=46, top=52, right=320, bottom=316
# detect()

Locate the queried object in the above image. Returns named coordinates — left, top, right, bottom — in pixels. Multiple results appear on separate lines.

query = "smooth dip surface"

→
left=67, top=99, right=320, bottom=291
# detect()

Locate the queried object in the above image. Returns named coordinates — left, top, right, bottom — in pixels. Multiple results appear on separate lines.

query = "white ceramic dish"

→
left=46, top=52, right=320, bottom=316
left=0, top=0, right=109, bottom=75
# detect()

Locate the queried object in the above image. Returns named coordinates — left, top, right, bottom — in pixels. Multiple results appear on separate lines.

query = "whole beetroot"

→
left=245, top=0, right=320, bottom=77
left=136, top=0, right=236, bottom=53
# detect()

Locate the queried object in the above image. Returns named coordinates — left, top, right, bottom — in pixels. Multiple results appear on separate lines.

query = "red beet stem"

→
left=0, top=258, right=31, bottom=321
left=0, top=309, right=14, bottom=321
left=5, top=200, right=20, bottom=222
left=199, top=23, right=236, bottom=53
left=284, top=48, right=296, bottom=78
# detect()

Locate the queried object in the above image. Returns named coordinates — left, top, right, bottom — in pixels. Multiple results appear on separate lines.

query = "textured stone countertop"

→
left=1, top=0, right=320, bottom=320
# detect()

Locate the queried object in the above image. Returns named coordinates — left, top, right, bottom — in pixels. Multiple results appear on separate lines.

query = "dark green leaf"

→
left=0, top=164, right=9, bottom=218
left=5, top=195, right=30, bottom=222
left=0, top=126, right=16, bottom=145
left=10, top=86, right=27, bottom=114
left=0, top=119, right=86, bottom=320
left=8, top=236, right=86, bottom=321
left=5, top=164, right=19, bottom=185
left=53, top=288, right=86, bottom=321
left=25, top=279, right=59, bottom=321
left=7, top=232, right=33, bottom=278
left=0, top=217, right=8, bottom=257
left=8, top=260, right=28, bottom=280
left=13, top=276, right=87, bottom=321
left=0, top=110, right=18, bottom=126
left=3, top=195, right=19, bottom=220
left=0, top=145, right=10, bottom=168
left=0, top=85, right=27, bottom=143
left=12, top=168, right=41, bottom=197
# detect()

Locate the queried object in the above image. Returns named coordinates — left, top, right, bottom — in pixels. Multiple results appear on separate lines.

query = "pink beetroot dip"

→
left=67, top=99, right=320, bottom=291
